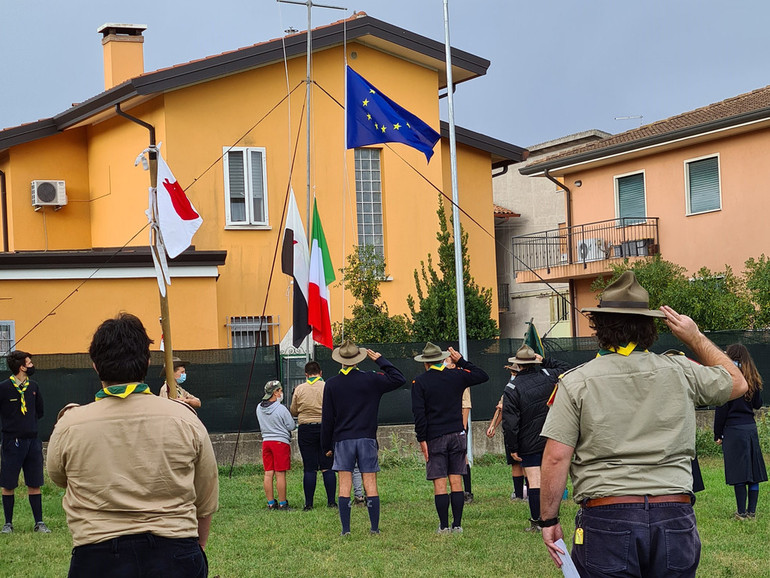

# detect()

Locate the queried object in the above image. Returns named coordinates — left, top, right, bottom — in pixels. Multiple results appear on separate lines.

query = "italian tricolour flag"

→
left=308, top=200, right=335, bottom=349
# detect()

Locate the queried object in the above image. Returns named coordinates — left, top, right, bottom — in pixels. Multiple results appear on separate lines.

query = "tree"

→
left=407, top=196, right=498, bottom=341
left=332, top=245, right=411, bottom=343
left=744, top=254, right=770, bottom=329
left=591, top=255, right=754, bottom=332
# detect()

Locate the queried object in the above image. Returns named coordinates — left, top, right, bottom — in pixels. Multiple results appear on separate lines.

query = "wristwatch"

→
left=534, top=516, right=560, bottom=528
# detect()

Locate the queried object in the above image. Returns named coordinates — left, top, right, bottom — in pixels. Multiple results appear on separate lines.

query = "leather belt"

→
left=583, top=494, right=691, bottom=508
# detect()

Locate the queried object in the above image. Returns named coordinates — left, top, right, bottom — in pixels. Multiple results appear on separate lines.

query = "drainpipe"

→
left=544, top=169, right=578, bottom=338
left=0, top=170, right=7, bottom=252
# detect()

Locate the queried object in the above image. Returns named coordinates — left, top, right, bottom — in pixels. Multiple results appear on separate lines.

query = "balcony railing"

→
left=512, top=217, right=659, bottom=273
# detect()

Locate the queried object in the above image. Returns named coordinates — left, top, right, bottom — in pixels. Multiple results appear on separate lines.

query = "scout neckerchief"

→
left=94, top=382, right=153, bottom=401
left=547, top=343, right=647, bottom=406
left=307, top=376, right=322, bottom=385
left=339, top=366, right=359, bottom=376
left=429, top=363, right=446, bottom=371
left=10, top=375, right=29, bottom=415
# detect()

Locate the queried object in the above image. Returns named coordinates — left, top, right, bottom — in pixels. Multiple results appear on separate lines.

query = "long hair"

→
left=725, top=343, right=763, bottom=401
left=588, top=312, right=658, bottom=351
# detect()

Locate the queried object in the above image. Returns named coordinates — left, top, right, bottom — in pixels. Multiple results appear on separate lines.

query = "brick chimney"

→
left=97, top=23, right=147, bottom=90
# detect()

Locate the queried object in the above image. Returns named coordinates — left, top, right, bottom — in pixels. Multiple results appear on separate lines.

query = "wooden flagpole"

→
left=115, top=104, right=177, bottom=398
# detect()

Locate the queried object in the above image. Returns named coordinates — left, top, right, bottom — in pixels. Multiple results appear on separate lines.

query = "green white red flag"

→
left=308, top=200, right=335, bottom=348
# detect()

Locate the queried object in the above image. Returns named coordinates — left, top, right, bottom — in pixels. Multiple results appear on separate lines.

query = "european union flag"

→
left=346, top=66, right=441, bottom=162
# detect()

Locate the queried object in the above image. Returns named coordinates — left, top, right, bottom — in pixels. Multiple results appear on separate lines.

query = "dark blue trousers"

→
left=572, top=502, right=699, bottom=577
left=68, top=534, right=207, bottom=578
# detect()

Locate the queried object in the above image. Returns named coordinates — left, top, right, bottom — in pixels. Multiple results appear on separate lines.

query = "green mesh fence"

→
left=16, top=331, right=770, bottom=441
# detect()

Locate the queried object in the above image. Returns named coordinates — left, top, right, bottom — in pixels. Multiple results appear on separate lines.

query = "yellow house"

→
left=518, top=86, right=770, bottom=336
left=0, top=14, right=525, bottom=354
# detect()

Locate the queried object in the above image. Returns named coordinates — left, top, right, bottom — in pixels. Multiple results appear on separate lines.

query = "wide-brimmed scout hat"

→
left=414, top=342, right=450, bottom=363
left=159, top=356, right=189, bottom=376
left=581, top=271, right=665, bottom=318
left=332, top=340, right=368, bottom=365
left=262, top=379, right=283, bottom=400
left=507, top=345, right=540, bottom=365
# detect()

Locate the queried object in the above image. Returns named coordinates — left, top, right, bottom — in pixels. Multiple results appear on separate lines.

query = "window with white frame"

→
left=686, top=155, right=721, bottom=215
left=227, top=316, right=278, bottom=348
left=223, top=147, right=269, bottom=227
left=354, top=148, right=384, bottom=259
left=615, top=172, right=646, bottom=225
left=0, top=321, right=14, bottom=356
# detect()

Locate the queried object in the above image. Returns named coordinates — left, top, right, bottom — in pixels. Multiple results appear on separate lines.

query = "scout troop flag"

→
left=523, top=320, right=544, bottom=357
left=346, top=66, right=441, bottom=162
left=281, top=190, right=311, bottom=347
left=156, top=151, right=203, bottom=259
left=308, top=200, right=335, bottom=349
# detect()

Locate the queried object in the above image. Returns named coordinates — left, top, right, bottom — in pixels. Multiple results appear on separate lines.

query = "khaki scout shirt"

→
left=541, top=351, right=732, bottom=502
left=46, top=394, right=219, bottom=547
left=290, top=378, right=325, bottom=424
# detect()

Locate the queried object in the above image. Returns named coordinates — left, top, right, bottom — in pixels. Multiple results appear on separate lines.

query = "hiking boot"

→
left=1, top=523, right=12, bottom=534
left=303, top=505, right=313, bottom=511
left=276, top=503, right=292, bottom=511
left=267, top=503, right=276, bottom=511
left=34, top=522, right=51, bottom=533
left=747, top=511, right=757, bottom=519
left=734, top=511, right=749, bottom=520
left=327, top=502, right=338, bottom=509
left=436, top=527, right=451, bottom=535
left=451, top=526, right=463, bottom=534
left=353, top=496, right=366, bottom=507
left=463, top=492, right=474, bottom=504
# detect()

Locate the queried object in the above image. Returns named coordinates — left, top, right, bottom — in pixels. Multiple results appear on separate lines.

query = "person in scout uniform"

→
left=0, top=350, right=50, bottom=534
left=47, top=313, right=218, bottom=577
left=321, top=340, right=405, bottom=536
left=159, top=357, right=201, bottom=408
left=502, top=344, right=570, bottom=532
left=538, top=271, right=747, bottom=577
left=290, top=361, right=338, bottom=511
left=410, top=343, right=488, bottom=534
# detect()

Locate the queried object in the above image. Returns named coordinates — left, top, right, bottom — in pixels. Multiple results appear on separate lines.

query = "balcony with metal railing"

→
left=512, top=217, right=659, bottom=283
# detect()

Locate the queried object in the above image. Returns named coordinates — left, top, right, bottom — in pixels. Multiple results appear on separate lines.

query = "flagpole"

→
left=442, top=0, right=471, bottom=463
left=115, top=104, right=178, bottom=398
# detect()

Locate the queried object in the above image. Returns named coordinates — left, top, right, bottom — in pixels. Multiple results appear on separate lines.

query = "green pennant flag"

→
left=523, top=321, right=544, bottom=357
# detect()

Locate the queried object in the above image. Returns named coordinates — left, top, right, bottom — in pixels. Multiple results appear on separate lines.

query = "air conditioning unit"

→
left=577, top=238, right=605, bottom=263
left=31, top=180, right=67, bottom=211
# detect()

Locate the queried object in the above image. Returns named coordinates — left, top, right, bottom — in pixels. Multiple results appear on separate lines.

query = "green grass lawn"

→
left=2, top=455, right=769, bottom=577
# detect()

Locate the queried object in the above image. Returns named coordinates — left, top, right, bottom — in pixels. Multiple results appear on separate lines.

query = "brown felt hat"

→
left=159, top=356, right=188, bottom=376
left=413, top=342, right=450, bottom=363
left=581, top=271, right=665, bottom=318
left=507, top=345, right=540, bottom=365
left=331, top=339, right=368, bottom=365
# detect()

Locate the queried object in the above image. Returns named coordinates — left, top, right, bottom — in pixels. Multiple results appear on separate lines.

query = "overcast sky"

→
left=3, top=0, right=770, bottom=148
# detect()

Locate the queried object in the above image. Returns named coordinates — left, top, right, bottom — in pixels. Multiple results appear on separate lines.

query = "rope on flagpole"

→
left=228, top=93, right=308, bottom=478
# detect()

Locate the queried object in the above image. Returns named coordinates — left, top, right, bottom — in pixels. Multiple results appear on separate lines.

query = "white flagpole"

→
left=443, top=0, right=472, bottom=464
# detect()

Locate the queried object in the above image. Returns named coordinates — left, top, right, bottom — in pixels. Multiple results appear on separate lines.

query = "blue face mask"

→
left=176, top=373, right=187, bottom=385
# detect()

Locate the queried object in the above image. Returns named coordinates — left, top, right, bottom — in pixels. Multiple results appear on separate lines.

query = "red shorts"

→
left=262, top=440, right=291, bottom=472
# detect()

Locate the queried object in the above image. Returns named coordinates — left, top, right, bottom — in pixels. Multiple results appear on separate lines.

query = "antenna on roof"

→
left=614, top=115, right=643, bottom=127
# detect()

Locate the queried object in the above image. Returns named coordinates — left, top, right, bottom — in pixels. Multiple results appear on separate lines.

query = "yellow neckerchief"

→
left=596, top=342, right=647, bottom=357
left=429, top=363, right=446, bottom=372
left=339, top=366, right=358, bottom=376
left=307, top=376, right=322, bottom=385
left=10, top=375, right=29, bottom=415
left=95, top=382, right=153, bottom=401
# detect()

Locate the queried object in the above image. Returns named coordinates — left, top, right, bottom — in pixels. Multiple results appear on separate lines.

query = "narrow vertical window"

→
left=354, top=148, right=384, bottom=258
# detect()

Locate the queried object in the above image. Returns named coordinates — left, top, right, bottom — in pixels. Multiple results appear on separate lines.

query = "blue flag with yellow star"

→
left=346, top=66, right=441, bottom=162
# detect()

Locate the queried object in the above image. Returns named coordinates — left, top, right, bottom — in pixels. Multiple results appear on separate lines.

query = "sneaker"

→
left=436, top=527, right=451, bottom=535
left=1, top=523, right=12, bottom=534
left=510, top=493, right=528, bottom=502
left=327, top=502, right=338, bottom=509
left=524, top=519, right=542, bottom=533
left=353, top=496, right=366, bottom=507
left=277, top=503, right=292, bottom=511
left=747, top=511, right=757, bottom=519
left=303, top=505, right=313, bottom=511
left=451, top=526, right=463, bottom=534
left=33, top=522, right=51, bottom=533
left=267, top=503, right=276, bottom=511
left=734, top=511, right=749, bottom=520
left=463, top=492, right=474, bottom=505
left=340, top=531, right=351, bottom=537
left=370, top=529, right=380, bottom=535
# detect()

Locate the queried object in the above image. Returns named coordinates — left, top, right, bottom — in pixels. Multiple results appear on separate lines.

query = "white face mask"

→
left=276, top=393, right=284, bottom=402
